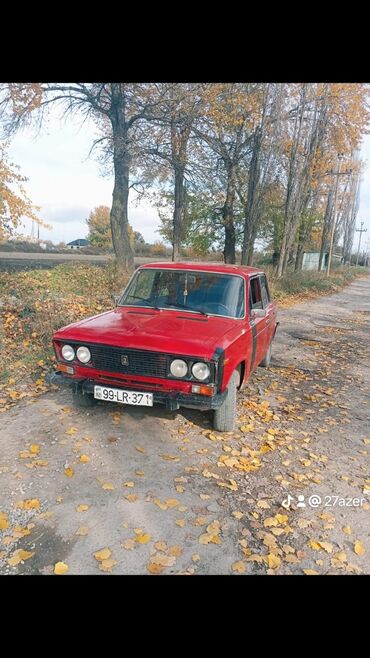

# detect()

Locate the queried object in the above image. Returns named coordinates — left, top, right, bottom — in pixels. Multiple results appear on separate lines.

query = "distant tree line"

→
left=1, top=83, right=369, bottom=275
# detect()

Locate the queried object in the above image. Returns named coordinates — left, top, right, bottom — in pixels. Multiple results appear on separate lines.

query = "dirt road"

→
left=1, top=276, right=369, bottom=575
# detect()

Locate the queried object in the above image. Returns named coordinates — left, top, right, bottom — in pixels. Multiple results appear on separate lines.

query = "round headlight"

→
left=76, top=346, right=91, bottom=364
left=192, top=362, right=210, bottom=381
left=170, top=359, right=188, bottom=378
left=61, top=344, right=75, bottom=361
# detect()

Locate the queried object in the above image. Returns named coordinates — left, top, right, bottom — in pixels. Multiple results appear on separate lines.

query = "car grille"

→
left=88, top=345, right=168, bottom=378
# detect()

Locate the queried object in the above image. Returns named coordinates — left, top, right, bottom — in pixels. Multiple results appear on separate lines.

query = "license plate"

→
left=94, top=385, right=153, bottom=406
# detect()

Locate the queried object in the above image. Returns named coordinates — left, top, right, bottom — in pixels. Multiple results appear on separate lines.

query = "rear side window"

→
left=260, top=275, right=270, bottom=308
left=249, top=277, right=263, bottom=310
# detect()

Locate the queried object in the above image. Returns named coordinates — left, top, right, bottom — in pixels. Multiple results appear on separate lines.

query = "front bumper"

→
left=47, top=371, right=227, bottom=411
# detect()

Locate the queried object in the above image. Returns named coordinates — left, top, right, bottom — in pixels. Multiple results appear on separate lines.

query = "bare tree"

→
left=0, top=82, right=166, bottom=271
left=138, top=84, right=203, bottom=260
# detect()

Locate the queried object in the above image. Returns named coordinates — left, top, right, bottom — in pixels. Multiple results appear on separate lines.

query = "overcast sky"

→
left=7, top=106, right=370, bottom=253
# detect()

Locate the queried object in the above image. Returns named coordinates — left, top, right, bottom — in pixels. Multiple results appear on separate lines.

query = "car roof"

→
left=140, top=261, right=264, bottom=278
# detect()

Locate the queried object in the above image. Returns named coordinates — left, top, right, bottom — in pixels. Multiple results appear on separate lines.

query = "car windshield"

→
left=119, top=269, right=245, bottom=318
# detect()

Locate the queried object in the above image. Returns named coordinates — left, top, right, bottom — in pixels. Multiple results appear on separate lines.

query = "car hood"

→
left=54, top=307, right=239, bottom=360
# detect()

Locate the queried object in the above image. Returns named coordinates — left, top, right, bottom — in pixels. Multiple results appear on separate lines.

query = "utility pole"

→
left=355, top=222, right=368, bottom=266
left=326, top=153, right=350, bottom=276
left=365, top=239, right=370, bottom=267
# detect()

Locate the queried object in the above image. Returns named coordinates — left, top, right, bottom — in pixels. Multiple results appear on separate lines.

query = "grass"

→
left=0, top=261, right=368, bottom=410
left=268, top=266, right=368, bottom=307
left=0, top=262, right=129, bottom=410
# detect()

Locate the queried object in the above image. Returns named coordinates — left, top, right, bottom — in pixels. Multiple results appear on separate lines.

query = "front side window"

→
left=119, top=269, right=245, bottom=318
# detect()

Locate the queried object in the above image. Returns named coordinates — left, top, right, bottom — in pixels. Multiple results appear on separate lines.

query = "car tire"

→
left=72, top=388, right=97, bottom=408
left=213, top=370, right=239, bottom=432
left=259, top=341, right=272, bottom=367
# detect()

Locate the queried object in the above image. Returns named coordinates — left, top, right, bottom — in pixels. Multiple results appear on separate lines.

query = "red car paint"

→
left=52, top=262, right=277, bottom=409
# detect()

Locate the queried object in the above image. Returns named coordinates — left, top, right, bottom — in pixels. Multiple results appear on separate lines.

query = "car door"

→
left=259, top=274, right=276, bottom=347
left=248, top=275, right=268, bottom=370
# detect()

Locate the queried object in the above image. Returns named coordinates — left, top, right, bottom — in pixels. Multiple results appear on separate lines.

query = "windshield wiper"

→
left=123, top=295, right=161, bottom=311
left=163, top=301, right=208, bottom=316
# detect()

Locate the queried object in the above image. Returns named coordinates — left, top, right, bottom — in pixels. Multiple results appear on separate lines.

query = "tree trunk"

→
left=172, top=167, right=185, bottom=261
left=319, top=188, right=333, bottom=271
left=109, top=84, right=134, bottom=272
left=247, top=223, right=259, bottom=265
left=241, top=130, right=261, bottom=265
left=170, top=118, right=191, bottom=262
left=294, top=219, right=306, bottom=271
left=222, top=165, right=236, bottom=263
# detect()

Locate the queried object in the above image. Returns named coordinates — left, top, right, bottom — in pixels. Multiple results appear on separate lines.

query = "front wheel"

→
left=213, top=370, right=239, bottom=432
left=72, top=388, right=97, bottom=408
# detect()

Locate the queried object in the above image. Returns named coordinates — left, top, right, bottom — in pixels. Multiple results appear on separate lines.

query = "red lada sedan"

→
left=51, top=263, right=278, bottom=431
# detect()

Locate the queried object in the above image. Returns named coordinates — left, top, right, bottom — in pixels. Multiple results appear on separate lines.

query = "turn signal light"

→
left=191, top=384, right=214, bottom=396
left=58, top=363, right=75, bottom=375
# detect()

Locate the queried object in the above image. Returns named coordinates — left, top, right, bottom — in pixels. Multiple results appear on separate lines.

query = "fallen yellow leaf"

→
left=79, top=454, right=90, bottom=463
left=256, top=500, right=271, bottom=509
left=150, top=553, right=176, bottom=566
left=7, top=549, right=34, bottom=566
left=76, top=504, right=89, bottom=512
left=154, top=541, right=168, bottom=551
left=0, top=512, right=9, bottom=530
left=101, top=482, right=114, bottom=490
left=75, top=526, right=89, bottom=536
left=165, top=499, right=179, bottom=508
left=342, top=525, right=352, bottom=535
left=30, top=444, right=40, bottom=454
left=303, top=569, right=319, bottom=575
left=64, top=467, right=74, bottom=477
left=54, top=561, right=69, bottom=575
left=161, top=454, right=180, bottom=461
left=354, top=540, right=365, bottom=556
left=99, top=558, right=117, bottom=572
left=266, top=554, right=281, bottom=569
left=122, top=539, right=135, bottom=550
left=147, top=562, right=165, bottom=574
left=135, top=532, right=151, bottom=544
left=16, top=498, right=40, bottom=510
left=125, top=494, right=138, bottom=502
left=231, top=560, right=246, bottom=573
left=94, top=548, right=111, bottom=562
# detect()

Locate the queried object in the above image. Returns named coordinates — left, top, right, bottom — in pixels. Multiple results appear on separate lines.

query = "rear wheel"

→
left=72, top=388, right=97, bottom=408
left=259, top=341, right=272, bottom=367
left=213, top=370, right=239, bottom=432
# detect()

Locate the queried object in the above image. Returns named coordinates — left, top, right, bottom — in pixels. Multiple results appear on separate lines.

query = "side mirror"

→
left=112, top=294, right=120, bottom=306
left=251, top=308, right=266, bottom=319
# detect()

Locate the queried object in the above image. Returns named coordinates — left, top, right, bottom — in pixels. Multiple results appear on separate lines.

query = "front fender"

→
left=216, top=328, right=252, bottom=393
